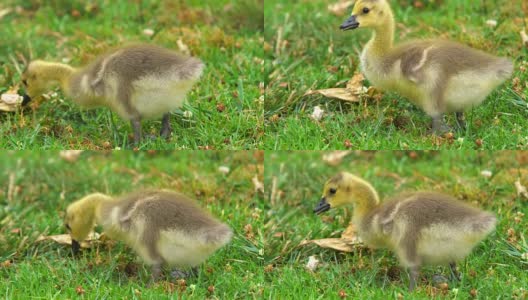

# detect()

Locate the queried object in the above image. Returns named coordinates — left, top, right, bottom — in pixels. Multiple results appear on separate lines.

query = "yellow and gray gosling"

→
left=21, top=44, right=203, bottom=145
left=64, top=190, right=232, bottom=280
left=340, top=0, right=513, bottom=134
left=314, top=172, right=496, bottom=291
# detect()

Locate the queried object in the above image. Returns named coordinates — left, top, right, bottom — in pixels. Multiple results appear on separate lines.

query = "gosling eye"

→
left=65, top=224, right=71, bottom=231
left=329, top=188, right=337, bottom=195
left=362, top=7, right=370, bottom=14
left=22, top=79, right=27, bottom=86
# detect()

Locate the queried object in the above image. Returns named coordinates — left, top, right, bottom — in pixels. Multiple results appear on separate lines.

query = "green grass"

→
left=0, top=0, right=264, bottom=150
left=0, top=151, right=266, bottom=298
left=264, top=151, right=528, bottom=298
left=264, top=0, right=528, bottom=150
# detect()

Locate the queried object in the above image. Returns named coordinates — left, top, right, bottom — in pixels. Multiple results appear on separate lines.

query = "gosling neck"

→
left=80, top=193, right=114, bottom=224
left=40, top=62, right=76, bottom=90
left=366, top=13, right=395, bottom=57
left=350, top=184, right=380, bottom=221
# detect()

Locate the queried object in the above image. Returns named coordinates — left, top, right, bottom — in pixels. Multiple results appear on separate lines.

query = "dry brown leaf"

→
left=322, top=151, right=351, bottom=166
left=304, top=72, right=368, bottom=102
left=304, top=88, right=360, bottom=102
left=515, top=179, right=528, bottom=199
left=300, top=237, right=362, bottom=252
left=346, top=72, right=365, bottom=92
left=0, top=90, right=23, bottom=112
left=328, top=0, right=354, bottom=16
left=341, top=222, right=356, bottom=239
left=300, top=222, right=362, bottom=252
left=35, top=232, right=101, bottom=248
left=0, top=103, right=16, bottom=112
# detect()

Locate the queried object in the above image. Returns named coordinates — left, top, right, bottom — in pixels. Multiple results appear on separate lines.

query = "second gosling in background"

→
left=64, top=190, right=232, bottom=280
left=314, top=172, right=496, bottom=291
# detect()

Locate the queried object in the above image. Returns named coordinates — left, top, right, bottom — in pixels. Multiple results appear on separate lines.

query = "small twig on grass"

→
left=7, top=159, right=21, bottom=203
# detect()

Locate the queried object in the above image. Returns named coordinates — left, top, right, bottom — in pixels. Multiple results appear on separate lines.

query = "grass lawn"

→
left=0, top=150, right=266, bottom=298
left=264, top=151, right=528, bottom=298
left=264, top=0, right=528, bottom=150
left=0, top=0, right=264, bottom=150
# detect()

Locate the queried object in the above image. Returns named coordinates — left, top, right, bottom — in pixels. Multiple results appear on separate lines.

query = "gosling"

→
left=314, top=172, right=496, bottom=291
left=64, top=190, right=232, bottom=280
left=340, top=0, right=513, bottom=133
left=21, top=44, right=204, bottom=145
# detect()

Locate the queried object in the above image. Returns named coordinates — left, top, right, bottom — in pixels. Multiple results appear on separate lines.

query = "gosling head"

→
left=314, top=172, right=379, bottom=214
left=340, top=0, right=391, bottom=31
left=20, top=60, right=53, bottom=103
left=64, top=193, right=112, bottom=255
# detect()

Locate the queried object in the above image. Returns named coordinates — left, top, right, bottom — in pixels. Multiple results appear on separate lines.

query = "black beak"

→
left=21, top=94, right=31, bottom=106
left=71, top=239, right=80, bottom=255
left=314, top=197, right=331, bottom=215
left=340, top=15, right=360, bottom=31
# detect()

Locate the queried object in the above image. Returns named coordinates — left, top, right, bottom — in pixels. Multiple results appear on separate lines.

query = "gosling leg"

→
left=408, top=265, right=420, bottom=292
left=131, top=117, right=142, bottom=147
left=431, top=115, right=451, bottom=135
left=160, top=113, right=172, bottom=139
left=189, top=266, right=199, bottom=277
left=151, top=263, right=163, bottom=282
left=171, top=269, right=191, bottom=279
left=449, top=262, right=461, bottom=282
left=455, top=112, right=466, bottom=130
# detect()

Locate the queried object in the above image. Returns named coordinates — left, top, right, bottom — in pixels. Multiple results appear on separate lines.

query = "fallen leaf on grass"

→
left=35, top=232, right=101, bottom=248
left=322, top=151, right=351, bottom=166
left=341, top=222, right=356, bottom=239
left=328, top=0, right=354, bottom=16
left=300, top=223, right=362, bottom=252
left=305, top=255, right=320, bottom=272
left=301, top=237, right=362, bottom=252
left=304, top=88, right=360, bottom=102
left=346, top=72, right=365, bottom=91
left=304, top=73, right=369, bottom=102
left=0, top=90, right=23, bottom=112
left=515, top=179, right=528, bottom=199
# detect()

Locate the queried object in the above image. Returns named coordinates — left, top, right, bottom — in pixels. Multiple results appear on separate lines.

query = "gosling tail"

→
left=202, top=223, right=233, bottom=247
left=495, top=58, right=514, bottom=80
left=470, top=213, right=497, bottom=235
